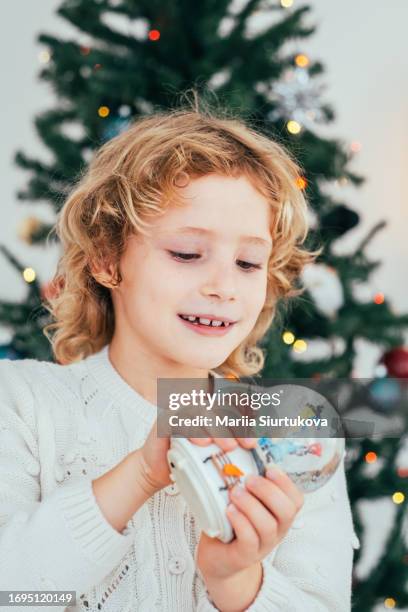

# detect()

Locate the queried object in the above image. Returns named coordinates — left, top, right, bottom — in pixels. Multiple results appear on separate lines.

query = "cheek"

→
left=129, top=261, right=189, bottom=313
left=245, top=273, right=268, bottom=310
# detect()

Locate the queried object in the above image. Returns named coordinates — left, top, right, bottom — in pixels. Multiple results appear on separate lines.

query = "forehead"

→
left=152, top=174, right=272, bottom=242
left=155, top=226, right=272, bottom=250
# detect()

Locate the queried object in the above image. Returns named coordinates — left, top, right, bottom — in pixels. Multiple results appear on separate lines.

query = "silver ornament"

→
left=263, top=66, right=326, bottom=129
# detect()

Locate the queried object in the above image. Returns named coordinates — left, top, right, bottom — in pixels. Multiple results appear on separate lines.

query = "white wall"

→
left=1, top=0, right=407, bottom=364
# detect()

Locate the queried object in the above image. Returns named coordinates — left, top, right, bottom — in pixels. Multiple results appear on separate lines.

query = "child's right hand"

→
left=136, top=420, right=258, bottom=498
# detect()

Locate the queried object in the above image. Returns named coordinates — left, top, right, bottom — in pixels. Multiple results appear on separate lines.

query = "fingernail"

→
left=227, top=503, right=238, bottom=513
left=266, top=466, right=285, bottom=480
left=246, top=474, right=260, bottom=487
left=231, top=485, right=244, bottom=498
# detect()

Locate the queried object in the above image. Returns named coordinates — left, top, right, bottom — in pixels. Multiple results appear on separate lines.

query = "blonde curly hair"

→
left=43, top=105, right=321, bottom=378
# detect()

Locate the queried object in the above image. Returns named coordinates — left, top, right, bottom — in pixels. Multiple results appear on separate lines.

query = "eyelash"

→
left=167, top=251, right=263, bottom=272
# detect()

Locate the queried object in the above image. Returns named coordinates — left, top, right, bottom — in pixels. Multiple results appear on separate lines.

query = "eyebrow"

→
left=161, top=226, right=272, bottom=250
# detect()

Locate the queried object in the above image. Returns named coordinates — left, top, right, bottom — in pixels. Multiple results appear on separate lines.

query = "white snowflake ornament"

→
left=301, top=263, right=344, bottom=318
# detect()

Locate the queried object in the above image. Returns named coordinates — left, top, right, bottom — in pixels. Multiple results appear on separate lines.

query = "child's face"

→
left=111, top=173, right=273, bottom=372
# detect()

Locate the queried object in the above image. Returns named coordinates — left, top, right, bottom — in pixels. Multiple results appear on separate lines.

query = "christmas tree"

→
left=1, top=0, right=408, bottom=609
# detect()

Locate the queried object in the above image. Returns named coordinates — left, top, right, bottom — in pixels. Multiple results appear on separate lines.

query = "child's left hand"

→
left=195, top=465, right=304, bottom=605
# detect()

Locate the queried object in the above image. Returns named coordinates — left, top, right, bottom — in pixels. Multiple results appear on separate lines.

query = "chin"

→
left=176, top=352, right=228, bottom=371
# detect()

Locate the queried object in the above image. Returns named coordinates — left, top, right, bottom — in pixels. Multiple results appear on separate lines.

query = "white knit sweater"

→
left=0, top=344, right=359, bottom=612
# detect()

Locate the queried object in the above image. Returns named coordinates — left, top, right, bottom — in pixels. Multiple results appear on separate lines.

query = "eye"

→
left=168, top=251, right=262, bottom=272
left=168, top=250, right=201, bottom=261
left=237, top=260, right=263, bottom=272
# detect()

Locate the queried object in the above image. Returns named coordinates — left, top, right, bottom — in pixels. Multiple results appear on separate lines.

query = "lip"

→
left=177, top=314, right=236, bottom=336
left=178, top=313, right=237, bottom=323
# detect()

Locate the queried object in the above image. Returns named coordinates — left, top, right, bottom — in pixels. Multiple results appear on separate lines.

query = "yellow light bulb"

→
left=38, top=50, right=51, bottom=64
left=296, top=176, right=307, bottom=190
left=392, top=492, right=405, bottom=504
left=280, top=0, right=293, bottom=6
left=98, top=106, right=110, bottom=118
left=350, top=140, right=362, bottom=153
left=282, top=331, right=295, bottom=345
left=287, top=120, right=301, bottom=134
left=384, top=598, right=396, bottom=609
left=365, top=452, right=377, bottom=464
left=23, top=268, right=36, bottom=283
left=295, top=54, right=309, bottom=68
left=293, top=339, right=307, bottom=353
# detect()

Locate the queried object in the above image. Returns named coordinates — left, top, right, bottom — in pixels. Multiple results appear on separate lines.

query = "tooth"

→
left=181, top=314, right=232, bottom=327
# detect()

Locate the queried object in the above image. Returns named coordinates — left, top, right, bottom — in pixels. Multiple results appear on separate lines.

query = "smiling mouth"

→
left=178, top=314, right=236, bottom=328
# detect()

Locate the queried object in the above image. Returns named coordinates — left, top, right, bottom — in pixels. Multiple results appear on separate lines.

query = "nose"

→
left=200, top=260, right=237, bottom=302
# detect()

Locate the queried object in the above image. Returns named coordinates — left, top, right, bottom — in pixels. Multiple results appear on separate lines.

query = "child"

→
left=0, top=107, right=358, bottom=611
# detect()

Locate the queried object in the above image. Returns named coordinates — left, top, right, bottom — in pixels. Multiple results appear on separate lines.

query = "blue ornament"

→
left=102, top=116, right=131, bottom=142
left=258, top=438, right=299, bottom=463
left=368, top=377, right=402, bottom=412
left=0, top=344, right=22, bottom=360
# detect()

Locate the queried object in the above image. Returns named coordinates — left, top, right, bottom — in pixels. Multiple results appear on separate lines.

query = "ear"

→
left=89, top=258, right=118, bottom=288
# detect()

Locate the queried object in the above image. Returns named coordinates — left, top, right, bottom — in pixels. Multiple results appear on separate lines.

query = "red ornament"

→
left=148, top=29, right=161, bottom=41
left=381, top=347, right=408, bottom=379
left=308, top=443, right=322, bottom=457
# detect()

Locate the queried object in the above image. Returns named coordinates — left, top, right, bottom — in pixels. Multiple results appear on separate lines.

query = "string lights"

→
left=38, top=50, right=51, bottom=64
left=365, top=451, right=377, bottom=464
left=282, top=331, right=295, bottom=345
left=293, top=339, right=307, bottom=353
left=392, top=492, right=405, bottom=504
left=287, top=119, right=301, bottom=134
left=374, top=292, right=385, bottom=305
left=98, top=106, right=110, bottom=118
left=23, top=268, right=36, bottom=283
left=148, top=29, right=160, bottom=41
left=281, top=331, right=308, bottom=354
left=296, top=176, right=307, bottom=190
left=295, top=53, right=309, bottom=68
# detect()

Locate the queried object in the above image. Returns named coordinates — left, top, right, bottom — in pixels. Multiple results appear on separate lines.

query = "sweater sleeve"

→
left=0, top=359, right=135, bottom=612
left=195, top=450, right=356, bottom=612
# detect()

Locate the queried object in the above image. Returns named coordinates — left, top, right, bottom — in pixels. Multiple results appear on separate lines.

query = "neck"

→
left=108, top=337, right=213, bottom=406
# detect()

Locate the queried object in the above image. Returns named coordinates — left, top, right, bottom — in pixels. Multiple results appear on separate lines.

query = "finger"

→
left=188, top=437, right=213, bottom=445
left=226, top=502, right=260, bottom=563
left=206, top=419, right=257, bottom=452
left=214, top=437, right=239, bottom=452
left=193, top=417, right=239, bottom=453
left=236, top=437, right=258, bottom=449
left=213, top=432, right=259, bottom=451
left=187, top=419, right=222, bottom=445
left=229, top=484, right=278, bottom=547
left=265, top=466, right=305, bottom=510
left=228, top=409, right=258, bottom=441
left=244, top=475, right=298, bottom=533
left=188, top=435, right=239, bottom=452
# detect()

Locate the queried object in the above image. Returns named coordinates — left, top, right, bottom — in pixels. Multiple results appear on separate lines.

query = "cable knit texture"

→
left=0, top=344, right=359, bottom=611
